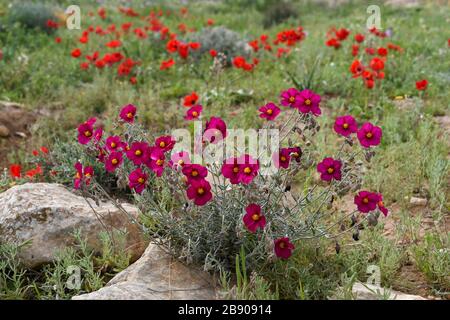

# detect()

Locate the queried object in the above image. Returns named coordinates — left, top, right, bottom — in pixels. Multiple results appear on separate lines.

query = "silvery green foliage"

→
left=7, top=2, right=57, bottom=33
left=262, top=1, right=298, bottom=28
left=187, top=27, right=252, bottom=65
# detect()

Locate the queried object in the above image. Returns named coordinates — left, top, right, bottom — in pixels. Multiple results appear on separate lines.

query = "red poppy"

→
left=369, top=57, right=384, bottom=71
left=160, top=58, right=175, bottom=70
left=335, top=28, right=350, bottom=41
left=209, top=49, right=217, bottom=57
left=183, top=92, right=199, bottom=107
left=55, top=37, right=62, bottom=43
left=326, top=38, right=341, bottom=49
left=354, top=33, right=364, bottom=43
left=106, top=40, right=122, bottom=48
left=80, top=62, right=89, bottom=70
left=377, top=47, right=388, bottom=56
left=71, top=48, right=82, bottom=58
left=98, top=7, right=106, bottom=19
left=10, top=164, right=21, bottom=178
left=416, top=79, right=428, bottom=91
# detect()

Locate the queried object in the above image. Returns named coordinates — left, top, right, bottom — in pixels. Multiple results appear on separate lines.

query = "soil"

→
left=0, top=101, right=38, bottom=167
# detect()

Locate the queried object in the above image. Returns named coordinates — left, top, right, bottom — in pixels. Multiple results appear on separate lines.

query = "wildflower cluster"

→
left=74, top=84, right=388, bottom=270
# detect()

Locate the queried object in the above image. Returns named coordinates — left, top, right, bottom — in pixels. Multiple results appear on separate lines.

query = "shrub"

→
left=262, top=1, right=298, bottom=28
left=71, top=86, right=389, bottom=279
left=187, top=27, right=251, bottom=65
left=7, top=2, right=57, bottom=33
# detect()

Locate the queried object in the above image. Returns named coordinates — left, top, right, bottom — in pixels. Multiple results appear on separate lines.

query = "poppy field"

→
left=0, top=0, right=449, bottom=300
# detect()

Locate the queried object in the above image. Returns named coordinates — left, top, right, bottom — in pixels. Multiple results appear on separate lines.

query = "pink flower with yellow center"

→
left=243, top=203, right=266, bottom=233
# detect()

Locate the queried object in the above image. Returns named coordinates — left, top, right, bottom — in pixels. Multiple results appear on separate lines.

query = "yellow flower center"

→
left=111, top=142, right=116, bottom=148
left=191, top=170, right=198, bottom=177
left=159, top=141, right=166, bottom=148
left=156, top=159, right=164, bottom=166
left=291, top=152, right=299, bottom=158
left=84, top=130, right=92, bottom=137
left=111, top=158, right=118, bottom=165
left=197, top=187, right=205, bottom=195
left=378, top=201, right=384, bottom=207
left=75, top=173, right=81, bottom=179
left=280, top=156, right=287, bottom=162
left=251, top=214, right=260, bottom=221
left=85, top=173, right=91, bottom=177
left=363, top=197, right=369, bottom=204
left=304, top=99, right=311, bottom=106
left=178, top=159, right=184, bottom=165
left=127, top=112, right=133, bottom=119
left=343, top=123, right=349, bottom=129
left=244, top=167, right=251, bottom=174
left=366, top=132, right=373, bottom=139
left=327, top=167, right=334, bottom=174
left=135, top=150, right=142, bottom=156
left=192, top=111, right=198, bottom=117
left=266, top=109, right=273, bottom=115
left=279, top=242, right=286, bottom=249
left=233, top=166, right=239, bottom=173
left=289, top=96, right=295, bottom=103
left=138, top=177, right=145, bottom=184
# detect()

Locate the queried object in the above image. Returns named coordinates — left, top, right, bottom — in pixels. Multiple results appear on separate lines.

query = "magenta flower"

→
left=74, top=162, right=83, bottom=189
left=354, top=191, right=379, bottom=213
left=186, top=179, right=213, bottom=206
left=280, top=88, right=300, bottom=108
left=105, top=151, right=123, bottom=172
left=185, top=105, right=203, bottom=121
left=243, top=203, right=266, bottom=233
left=296, top=89, right=321, bottom=116
left=273, top=148, right=291, bottom=169
left=204, top=117, right=227, bottom=144
left=77, top=122, right=95, bottom=145
left=221, top=157, right=241, bottom=184
left=94, top=128, right=103, bottom=143
left=182, top=164, right=208, bottom=183
left=106, top=136, right=124, bottom=151
left=259, top=102, right=281, bottom=121
left=274, top=237, right=295, bottom=259
left=128, top=168, right=148, bottom=194
left=288, top=147, right=302, bottom=163
left=169, top=151, right=191, bottom=169
left=238, top=154, right=259, bottom=184
left=126, top=141, right=149, bottom=166
left=357, top=122, right=382, bottom=148
left=334, top=115, right=358, bottom=137
left=155, top=135, right=176, bottom=152
left=147, top=147, right=166, bottom=177
left=376, top=193, right=389, bottom=217
left=97, top=147, right=107, bottom=162
left=119, top=104, right=137, bottom=123
left=317, top=157, right=342, bottom=181
left=74, top=162, right=93, bottom=189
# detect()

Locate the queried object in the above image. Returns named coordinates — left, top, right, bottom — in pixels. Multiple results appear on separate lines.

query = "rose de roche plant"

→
left=72, top=87, right=388, bottom=272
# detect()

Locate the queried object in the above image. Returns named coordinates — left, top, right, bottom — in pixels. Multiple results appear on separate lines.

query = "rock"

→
left=352, top=283, right=427, bottom=300
left=0, top=183, right=146, bottom=268
left=0, top=124, right=9, bottom=137
left=409, top=197, right=428, bottom=207
left=72, top=244, right=217, bottom=300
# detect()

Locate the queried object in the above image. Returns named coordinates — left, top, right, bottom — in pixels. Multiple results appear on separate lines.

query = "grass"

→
left=0, top=0, right=448, bottom=299
left=0, top=230, right=131, bottom=300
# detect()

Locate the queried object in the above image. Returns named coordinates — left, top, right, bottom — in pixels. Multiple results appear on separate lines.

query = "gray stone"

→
left=0, top=183, right=146, bottom=267
left=72, top=244, right=217, bottom=300
left=0, top=125, right=9, bottom=137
